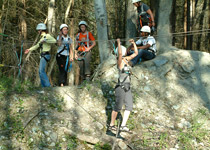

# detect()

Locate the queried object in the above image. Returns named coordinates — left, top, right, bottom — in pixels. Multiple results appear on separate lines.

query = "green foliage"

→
left=66, top=136, right=78, bottom=150
left=158, top=132, right=168, bottom=149
left=94, top=142, right=111, bottom=150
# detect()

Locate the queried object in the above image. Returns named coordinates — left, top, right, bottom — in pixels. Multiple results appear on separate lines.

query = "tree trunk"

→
left=94, top=0, right=109, bottom=62
left=65, top=0, right=74, bottom=23
left=19, top=0, right=27, bottom=41
left=47, top=0, right=56, bottom=34
left=184, top=0, right=187, bottom=49
left=68, top=18, right=75, bottom=86
left=125, top=0, right=137, bottom=45
left=157, top=0, right=173, bottom=53
left=187, top=0, right=192, bottom=50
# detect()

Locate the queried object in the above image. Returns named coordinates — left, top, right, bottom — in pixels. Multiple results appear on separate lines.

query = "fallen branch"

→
left=23, top=109, right=45, bottom=130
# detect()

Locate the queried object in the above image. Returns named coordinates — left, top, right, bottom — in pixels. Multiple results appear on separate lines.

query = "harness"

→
left=115, top=60, right=131, bottom=92
left=137, top=4, right=152, bottom=32
left=76, top=32, right=90, bottom=51
left=39, top=35, right=50, bottom=62
left=57, top=37, right=71, bottom=57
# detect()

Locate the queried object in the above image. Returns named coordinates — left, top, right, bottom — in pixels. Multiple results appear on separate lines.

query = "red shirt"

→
left=76, top=32, right=95, bottom=51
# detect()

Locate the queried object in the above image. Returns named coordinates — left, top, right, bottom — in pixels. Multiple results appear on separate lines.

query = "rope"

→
left=0, top=29, right=209, bottom=45
left=63, top=89, right=105, bottom=128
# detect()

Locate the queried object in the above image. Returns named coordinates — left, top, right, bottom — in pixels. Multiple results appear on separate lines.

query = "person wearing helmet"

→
left=75, top=21, right=96, bottom=81
left=132, top=0, right=155, bottom=32
left=127, top=25, right=157, bottom=66
left=108, top=38, right=138, bottom=132
left=24, top=23, right=56, bottom=87
left=56, top=24, right=73, bottom=87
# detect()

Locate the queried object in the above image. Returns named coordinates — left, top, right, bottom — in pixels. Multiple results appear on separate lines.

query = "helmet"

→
left=132, top=0, right=141, bottom=4
left=60, top=24, right=68, bottom=30
left=141, top=26, right=151, bottom=33
left=79, top=21, right=88, bottom=27
left=116, top=45, right=127, bottom=57
left=36, top=23, right=47, bottom=30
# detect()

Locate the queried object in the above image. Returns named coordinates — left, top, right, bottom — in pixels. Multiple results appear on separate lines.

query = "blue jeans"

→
left=131, top=49, right=155, bottom=66
left=39, top=54, right=51, bottom=87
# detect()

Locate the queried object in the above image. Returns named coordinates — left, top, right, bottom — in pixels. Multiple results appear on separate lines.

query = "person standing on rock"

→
left=109, top=38, right=138, bottom=132
left=56, top=24, right=73, bottom=87
left=127, top=25, right=156, bottom=67
left=24, top=23, right=56, bottom=87
left=132, top=0, right=155, bottom=32
left=75, top=21, right=96, bottom=81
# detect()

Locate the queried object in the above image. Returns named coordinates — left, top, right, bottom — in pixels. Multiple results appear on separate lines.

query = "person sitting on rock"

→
left=108, top=38, right=138, bottom=132
left=127, top=25, right=157, bottom=67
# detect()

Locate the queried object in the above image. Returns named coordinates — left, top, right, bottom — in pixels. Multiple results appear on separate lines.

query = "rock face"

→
left=0, top=49, right=209, bottom=149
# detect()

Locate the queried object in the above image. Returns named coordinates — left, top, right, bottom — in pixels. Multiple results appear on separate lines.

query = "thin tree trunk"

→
left=47, top=0, right=56, bottom=34
left=68, top=18, right=75, bottom=86
left=94, top=0, right=109, bottom=62
left=19, top=0, right=27, bottom=41
left=184, top=0, right=187, bottom=49
left=65, top=0, right=74, bottom=23
left=187, top=0, right=191, bottom=50
left=126, top=0, right=137, bottom=45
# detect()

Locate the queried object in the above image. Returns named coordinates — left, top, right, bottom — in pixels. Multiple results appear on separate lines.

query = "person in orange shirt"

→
left=75, top=21, right=96, bottom=81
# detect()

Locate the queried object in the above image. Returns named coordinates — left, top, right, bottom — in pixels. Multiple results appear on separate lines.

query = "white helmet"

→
left=116, top=45, right=127, bottom=57
left=60, top=24, right=68, bottom=30
left=36, top=23, right=47, bottom=30
left=141, top=26, right=151, bottom=33
left=79, top=21, right=88, bottom=27
left=132, top=0, right=141, bottom=4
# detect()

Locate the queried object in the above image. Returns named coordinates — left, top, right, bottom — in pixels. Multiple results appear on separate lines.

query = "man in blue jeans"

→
left=127, top=25, right=157, bottom=67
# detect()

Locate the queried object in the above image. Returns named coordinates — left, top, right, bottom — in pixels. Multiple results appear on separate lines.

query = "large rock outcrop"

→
left=0, top=49, right=209, bottom=149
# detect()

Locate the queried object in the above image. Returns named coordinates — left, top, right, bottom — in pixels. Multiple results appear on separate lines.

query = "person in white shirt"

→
left=127, top=25, right=156, bottom=66
left=56, top=24, right=73, bottom=87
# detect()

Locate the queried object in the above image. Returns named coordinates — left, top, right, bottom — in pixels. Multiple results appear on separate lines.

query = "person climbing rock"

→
left=75, top=21, right=96, bottom=82
left=56, top=24, right=73, bottom=87
left=24, top=23, right=56, bottom=87
left=108, top=38, right=138, bottom=132
left=127, top=25, right=157, bottom=67
left=132, top=0, right=155, bottom=32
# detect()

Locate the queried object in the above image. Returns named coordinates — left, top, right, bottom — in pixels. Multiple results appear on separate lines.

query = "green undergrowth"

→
left=0, top=76, right=37, bottom=97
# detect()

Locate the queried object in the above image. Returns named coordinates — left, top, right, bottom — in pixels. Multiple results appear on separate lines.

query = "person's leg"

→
left=130, top=49, right=145, bottom=66
left=110, top=86, right=125, bottom=126
left=141, top=50, right=155, bottom=60
left=110, top=111, right=118, bottom=126
left=121, top=89, right=133, bottom=129
left=56, top=55, right=67, bottom=86
left=84, top=51, right=92, bottom=79
left=39, top=54, right=51, bottom=87
left=121, top=110, right=131, bottom=127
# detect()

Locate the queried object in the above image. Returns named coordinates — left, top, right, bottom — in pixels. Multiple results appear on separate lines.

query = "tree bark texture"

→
left=94, top=0, right=109, bottom=62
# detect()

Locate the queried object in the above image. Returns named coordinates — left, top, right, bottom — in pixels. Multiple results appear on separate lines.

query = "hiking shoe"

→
left=108, top=125, right=117, bottom=131
left=120, top=126, right=130, bottom=132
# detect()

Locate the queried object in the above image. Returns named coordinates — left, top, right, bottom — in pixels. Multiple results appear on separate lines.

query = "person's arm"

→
left=69, top=44, right=74, bottom=61
left=46, top=34, right=56, bottom=44
left=138, top=44, right=151, bottom=50
left=85, top=32, right=96, bottom=52
left=125, top=39, right=138, bottom=62
left=24, top=42, right=40, bottom=54
left=147, top=9, right=155, bottom=26
left=117, top=39, right=123, bottom=68
left=57, top=32, right=63, bottom=46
